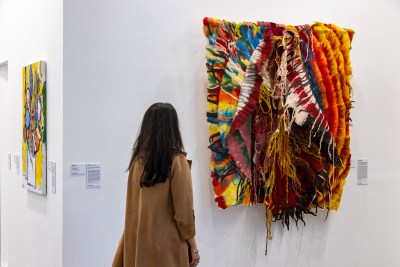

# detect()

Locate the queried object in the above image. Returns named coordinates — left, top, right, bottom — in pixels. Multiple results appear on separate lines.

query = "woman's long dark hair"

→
left=128, top=103, right=184, bottom=187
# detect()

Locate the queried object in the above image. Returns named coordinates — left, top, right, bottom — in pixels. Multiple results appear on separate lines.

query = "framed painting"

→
left=22, top=61, right=47, bottom=195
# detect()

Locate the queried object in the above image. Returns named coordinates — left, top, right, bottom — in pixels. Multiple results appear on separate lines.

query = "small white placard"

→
left=86, top=163, right=101, bottom=188
left=14, top=154, right=20, bottom=174
left=71, top=164, right=86, bottom=175
left=357, top=159, right=368, bottom=185
left=48, top=161, right=56, bottom=193
left=8, top=153, right=11, bottom=170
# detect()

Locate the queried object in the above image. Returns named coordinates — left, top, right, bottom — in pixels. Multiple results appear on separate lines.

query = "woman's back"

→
left=113, top=153, right=195, bottom=267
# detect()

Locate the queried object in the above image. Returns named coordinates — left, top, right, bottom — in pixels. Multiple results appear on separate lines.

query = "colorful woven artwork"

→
left=22, top=61, right=47, bottom=195
left=203, top=18, right=354, bottom=241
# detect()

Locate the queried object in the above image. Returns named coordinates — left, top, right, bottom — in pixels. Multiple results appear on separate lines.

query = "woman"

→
left=112, top=103, right=200, bottom=267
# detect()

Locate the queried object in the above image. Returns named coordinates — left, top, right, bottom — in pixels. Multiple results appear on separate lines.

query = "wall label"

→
left=71, top=163, right=86, bottom=175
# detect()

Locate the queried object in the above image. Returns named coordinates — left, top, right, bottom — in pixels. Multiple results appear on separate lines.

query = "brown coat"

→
left=112, top=154, right=195, bottom=267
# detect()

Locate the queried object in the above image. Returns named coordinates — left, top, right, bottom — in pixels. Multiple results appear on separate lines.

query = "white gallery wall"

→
left=0, top=0, right=64, bottom=266
left=0, top=0, right=398, bottom=266
left=0, top=62, right=9, bottom=266
left=64, top=0, right=400, bottom=267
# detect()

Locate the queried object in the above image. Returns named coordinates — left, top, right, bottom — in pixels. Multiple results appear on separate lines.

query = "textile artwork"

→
left=22, top=61, right=47, bottom=195
left=203, top=17, right=354, bottom=242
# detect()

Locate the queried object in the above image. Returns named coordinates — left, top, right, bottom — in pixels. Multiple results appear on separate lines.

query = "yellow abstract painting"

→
left=22, top=61, right=47, bottom=194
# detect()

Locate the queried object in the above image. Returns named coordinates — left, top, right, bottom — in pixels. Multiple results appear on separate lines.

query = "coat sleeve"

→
left=112, top=233, right=124, bottom=267
left=170, top=154, right=196, bottom=241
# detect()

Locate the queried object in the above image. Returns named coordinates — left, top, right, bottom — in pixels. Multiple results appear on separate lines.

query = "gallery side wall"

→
left=64, top=0, right=400, bottom=266
left=0, top=1, right=9, bottom=264
left=0, top=62, right=9, bottom=267
left=0, top=0, right=64, bottom=266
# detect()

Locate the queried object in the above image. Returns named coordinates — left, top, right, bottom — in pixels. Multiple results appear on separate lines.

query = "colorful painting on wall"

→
left=22, top=61, right=47, bottom=195
left=203, top=17, right=354, bottom=248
